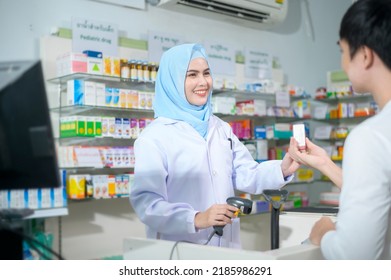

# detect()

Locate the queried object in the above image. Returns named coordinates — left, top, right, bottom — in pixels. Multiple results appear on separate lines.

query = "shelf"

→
left=51, top=105, right=154, bottom=117
left=25, top=207, right=68, bottom=219
left=313, top=137, right=347, bottom=142
left=47, top=73, right=155, bottom=91
left=313, top=94, right=373, bottom=103
left=215, top=113, right=309, bottom=122
left=312, top=115, right=372, bottom=123
left=57, top=136, right=136, bottom=146
left=60, top=166, right=133, bottom=171
left=213, top=89, right=308, bottom=102
left=68, top=195, right=129, bottom=202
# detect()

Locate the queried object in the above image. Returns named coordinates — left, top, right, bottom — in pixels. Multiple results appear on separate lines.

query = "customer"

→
left=130, top=43, right=299, bottom=248
left=289, top=0, right=391, bottom=259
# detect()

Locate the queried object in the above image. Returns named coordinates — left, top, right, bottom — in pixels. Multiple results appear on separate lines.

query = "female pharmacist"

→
left=130, top=43, right=300, bottom=248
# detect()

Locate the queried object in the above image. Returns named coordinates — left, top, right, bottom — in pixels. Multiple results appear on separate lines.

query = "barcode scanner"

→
left=212, top=197, right=253, bottom=237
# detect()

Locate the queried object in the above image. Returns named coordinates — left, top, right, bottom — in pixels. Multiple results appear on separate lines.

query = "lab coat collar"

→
left=155, top=117, right=180, bottom=125
left=155, top=115, right=220, bottom=141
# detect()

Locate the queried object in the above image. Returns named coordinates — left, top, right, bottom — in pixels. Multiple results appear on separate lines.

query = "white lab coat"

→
left=130, top=115, right=290, bottom=248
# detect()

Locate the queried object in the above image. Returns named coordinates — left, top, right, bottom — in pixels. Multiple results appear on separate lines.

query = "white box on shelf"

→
left=56, top=52, right=87, bottom=76
left=84, top=81, right=96, bottom=106
left=212, top=96, right=236, bottom=115
left=0, top=190, right=9, bottom=208
left=67, top=79, right=84, bottom=105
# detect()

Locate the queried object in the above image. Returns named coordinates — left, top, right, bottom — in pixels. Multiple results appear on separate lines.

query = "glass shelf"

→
left=25, top=207, right=68, bottom=219
left=213, top=89, right=308, bottom=102
left=215, top=113, right=309, bottom=122
left=51, top=105, right=154, bottom=117
left=313, top=137, right=347, bottom=142
left=57, top=136, right=135, bottom=146
left=312, top=115, right=372, bottom=123
left=313, top=94, right=373, bottom=103
left=47, top=73, right=155, bottom=91
left=68, top=195, right=129, bottom=202
left=60, top=166, right=133, bottom=171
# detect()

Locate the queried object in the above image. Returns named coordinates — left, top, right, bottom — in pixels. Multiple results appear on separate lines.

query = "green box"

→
left=85, top=117, right=95, bottom=137
left=94, top=117, right=102, bottom=137
left=60, top=116, right=86, bottom=138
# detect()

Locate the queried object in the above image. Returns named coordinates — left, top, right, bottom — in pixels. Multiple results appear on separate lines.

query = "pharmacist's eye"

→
left=187, top=72, right=197, bottom=78
left=204, top=70, right=211, bottom=76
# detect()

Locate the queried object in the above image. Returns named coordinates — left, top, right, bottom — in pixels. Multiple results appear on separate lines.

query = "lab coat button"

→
left=213, top=170, right=217, bottom=176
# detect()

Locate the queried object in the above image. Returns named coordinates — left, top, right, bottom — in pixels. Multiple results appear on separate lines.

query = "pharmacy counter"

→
left=123, top=237, right=323, bottom=260
left=240, top=207, right=337, bottom=251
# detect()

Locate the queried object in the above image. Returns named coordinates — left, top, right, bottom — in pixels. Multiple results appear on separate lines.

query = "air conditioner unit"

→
left=156, top=0, right=288, bottom=29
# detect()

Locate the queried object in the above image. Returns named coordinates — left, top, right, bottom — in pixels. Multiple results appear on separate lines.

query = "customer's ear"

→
left=362, top=45, right=374, bottom=69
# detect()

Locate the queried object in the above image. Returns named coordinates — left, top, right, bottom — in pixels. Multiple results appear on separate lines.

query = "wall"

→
left=0, top=0, right=351, bottom=93
left=0, top=0, right=352, bottom=259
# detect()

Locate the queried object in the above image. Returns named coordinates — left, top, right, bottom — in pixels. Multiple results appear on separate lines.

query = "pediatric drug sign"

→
left=72, top=17, right=118, bottom=56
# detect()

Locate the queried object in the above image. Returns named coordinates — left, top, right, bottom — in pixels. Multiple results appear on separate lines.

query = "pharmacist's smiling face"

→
left=184, top=58, right=212, bottom=106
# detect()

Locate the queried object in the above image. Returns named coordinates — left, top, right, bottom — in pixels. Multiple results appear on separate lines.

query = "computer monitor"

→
left=0, top=60, right=60, bottom=190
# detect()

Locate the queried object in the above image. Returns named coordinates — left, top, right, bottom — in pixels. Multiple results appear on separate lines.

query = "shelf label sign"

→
left=148, top=30, right=184, bottom=63
left=204, top=41, right=236, bottom=76
left=276, top=91, right=290, bottom=108
left=244, top=48, right=272, bottom=80
left=72, top=17, right=118, bottom=56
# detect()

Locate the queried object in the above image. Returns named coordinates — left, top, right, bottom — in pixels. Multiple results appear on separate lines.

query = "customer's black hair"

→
left=339, top=0, right=391, bottom=70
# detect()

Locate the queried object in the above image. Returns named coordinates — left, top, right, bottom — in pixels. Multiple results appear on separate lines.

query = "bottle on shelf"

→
left=129, top=59, right=137, bottom=82
left=136, top=60, right=143, bottom=82
left=142, top=61, right=150, bottom=82
left=120, top=59, right=130, bottom=82
left=149, top=62, right=157, bottom=83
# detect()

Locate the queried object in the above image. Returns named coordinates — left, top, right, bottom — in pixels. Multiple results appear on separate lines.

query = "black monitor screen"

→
left=0, top=60, right=60, bottom=190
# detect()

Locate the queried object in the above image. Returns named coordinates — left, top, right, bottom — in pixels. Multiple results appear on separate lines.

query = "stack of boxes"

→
left=0, top=187, right=67, bottom=210
left=67, top=173, right=134, bottom=200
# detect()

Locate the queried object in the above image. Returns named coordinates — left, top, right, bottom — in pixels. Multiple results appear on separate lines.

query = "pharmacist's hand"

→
left=289, top=137, right=329, bottom=169
left=309, top=216, right=336, bottom=246
left=194, top=204, right=238, bottom=230
left=281, top=151, right=301, bottom=178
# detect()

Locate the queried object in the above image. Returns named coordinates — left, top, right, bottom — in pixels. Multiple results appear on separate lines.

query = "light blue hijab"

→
left=153, top=43, right=212, bottom=138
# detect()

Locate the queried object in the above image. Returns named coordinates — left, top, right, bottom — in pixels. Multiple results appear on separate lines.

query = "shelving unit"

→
left=308, top=88, right=377, bottom=206
left=213, top=87, right=377, bottom=207
left=312, top=94, right=375, bottom=156
left=48, top=73, right=155, bottom=202
left=212, top=88, right=315, bottom=209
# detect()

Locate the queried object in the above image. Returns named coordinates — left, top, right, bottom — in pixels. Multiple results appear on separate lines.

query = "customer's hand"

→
left=289, top=137, right=329, bottom=170
left=289, top=137, right=343, bottom=188
left=309, top=216, right=336, bottom=245
left=194, top=204, right=238, bottom=230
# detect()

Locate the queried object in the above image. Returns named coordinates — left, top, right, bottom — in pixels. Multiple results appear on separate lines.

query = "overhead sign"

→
left=148, top=30, right=184, bottom=63
left=204, top=41, right=236, bottom=76
left=244, top=48, right=272, bottom=80
left=72, top=17, right=118, bottom=56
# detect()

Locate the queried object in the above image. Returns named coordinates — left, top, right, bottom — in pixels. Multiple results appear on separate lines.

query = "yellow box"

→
left=67, top=175, right=86, bottom=199
left=108, top=175, right=116, bottom=198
